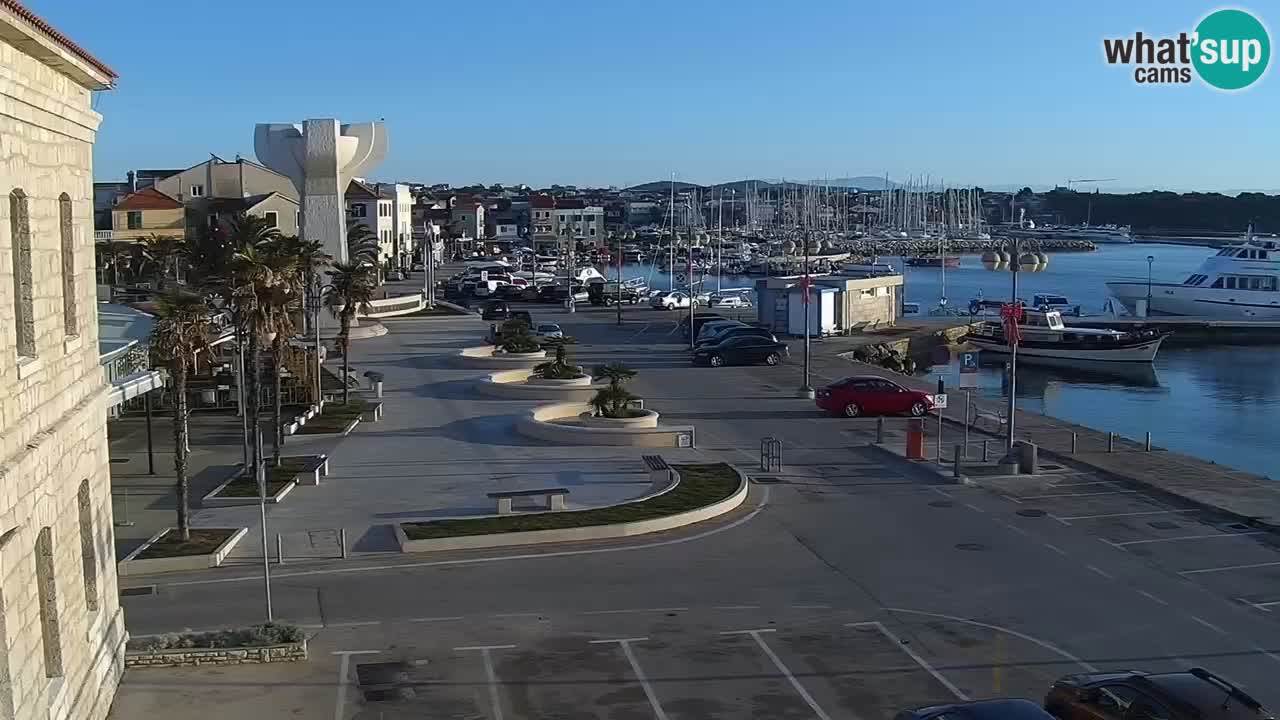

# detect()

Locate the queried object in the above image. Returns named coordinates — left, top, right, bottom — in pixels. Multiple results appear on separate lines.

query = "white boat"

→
left=965, top=311, right=1168, bottom=364
left=1106, top=225, right=1280, bottom=318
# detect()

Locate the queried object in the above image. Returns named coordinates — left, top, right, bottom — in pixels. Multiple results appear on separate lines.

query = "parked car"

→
left=498, top=284, right=527, bottom=301
left=815, top=375, right=934, bottom=417
left=480, top=300, right=511, bottom=321
left=897, top=699, right=1057, bottom=720
left=535, top=322, right=563, bottom=339
left=695, top=320, right=746, bottom=345
left=710, top=293, right=752, bottom=309
left=510, top=310, right=533, bottom=327
left=695, top=326, right=777, bottom=348
left=588, top=283, right=644, bottom=305
left=651, top=291, right=693, bottom=310
left=1045, top=668, right=1271, bottom=720
left=692, top=336, right=789, bottom=367
left=537, top=285, right=567, bottom=303
left=386, top=270, right=406, bottom=281
left=680, top=313, right=726, bottom=339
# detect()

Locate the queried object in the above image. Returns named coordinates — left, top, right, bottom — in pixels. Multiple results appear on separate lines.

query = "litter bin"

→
left=906, top=418, right=925, bottom=460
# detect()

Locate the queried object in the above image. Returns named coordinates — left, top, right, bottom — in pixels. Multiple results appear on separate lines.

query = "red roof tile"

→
left=115, top=187, right=182, bottom=211
left=1, top=0, right=117, bottom=80
left=530, top=195, right=555, bottom=208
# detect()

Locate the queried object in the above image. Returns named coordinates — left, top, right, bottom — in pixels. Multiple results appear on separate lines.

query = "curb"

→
left=394, top=464, right=749, bottom=553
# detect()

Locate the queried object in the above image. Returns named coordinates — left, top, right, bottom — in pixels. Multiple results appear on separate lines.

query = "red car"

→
left=815, top=375, right=935, bottom=418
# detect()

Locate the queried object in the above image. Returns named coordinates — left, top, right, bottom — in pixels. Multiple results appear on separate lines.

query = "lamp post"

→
left=983, top=237, right=1043, bottom=453
left=798, top=230, right=814, bottom=399
left=563, top=227, right=576, bottom=314
left=1152, top=254, right=1162, bottom=316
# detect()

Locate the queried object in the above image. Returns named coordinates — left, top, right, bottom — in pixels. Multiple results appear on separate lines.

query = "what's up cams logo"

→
left=1103, top=8, right=1270, bottom=90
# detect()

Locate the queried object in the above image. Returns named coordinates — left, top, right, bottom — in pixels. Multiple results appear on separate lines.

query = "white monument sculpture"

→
left=254, top=118, right=388, bottom=263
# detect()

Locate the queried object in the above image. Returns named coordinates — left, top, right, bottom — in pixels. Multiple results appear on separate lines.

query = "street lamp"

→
left=562, top=227, right=576, bottom=314
left=1146, top=255, right=1155, bottom=316
left=981, top=237, right=1042, bottom=453
left=798, top=230, right=814, bottom=399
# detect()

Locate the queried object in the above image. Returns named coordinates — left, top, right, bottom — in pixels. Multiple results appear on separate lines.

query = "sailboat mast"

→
left=669, top=174, right=675, bottom=291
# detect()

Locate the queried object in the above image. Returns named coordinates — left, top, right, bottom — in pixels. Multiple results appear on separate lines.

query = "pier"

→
left=1064, top=315, right=1280, bottom=345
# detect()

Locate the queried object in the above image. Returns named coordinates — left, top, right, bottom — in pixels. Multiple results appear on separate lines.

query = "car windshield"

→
left=59, top=3, right=1278, bottom=718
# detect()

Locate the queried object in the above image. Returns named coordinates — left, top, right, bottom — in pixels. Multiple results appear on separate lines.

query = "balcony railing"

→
left=95, top=230, right=113, bottom=241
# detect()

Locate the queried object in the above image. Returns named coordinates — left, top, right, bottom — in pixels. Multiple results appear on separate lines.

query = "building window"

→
left=296, top=211, right=301, bottom=227
left=78, top=480, right=99, bottom=612
left=9, top=189, right=36, bottom=359
left=263, top=211, right=278, bottom=228
left=351, top=204, right=367, bottom=218
left=208, top=213, right=219, bottom=229
left=190, top=184, right=204, bottom=197
left=589, top=228, right=596, bottom=236
left=35, top=527, right=64, bottom=677
left=127, top=210, right=143, bottom=229
left=59, top=194, right=79, bottom=337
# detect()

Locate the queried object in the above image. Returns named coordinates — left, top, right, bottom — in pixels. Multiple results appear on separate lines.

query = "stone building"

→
left=0, top=2, right=126, bottom=719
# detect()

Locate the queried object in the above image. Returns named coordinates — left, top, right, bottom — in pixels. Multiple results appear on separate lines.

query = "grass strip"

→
left=135, top=528, right=239, bottom=559
left=216, top=457, right=316, bottom=497
left=401, top=463, right=739, bottom=540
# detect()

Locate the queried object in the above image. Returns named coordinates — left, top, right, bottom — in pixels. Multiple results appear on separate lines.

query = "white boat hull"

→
left=1107, top=281, right=1280, bottom=319
left=967, top=334, right=1166, bottom=363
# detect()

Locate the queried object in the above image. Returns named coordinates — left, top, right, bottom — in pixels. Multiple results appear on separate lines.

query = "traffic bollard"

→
left=276, top=534, right=284, bottom=565
left=1070, top=432, right=1077, bottom=454
left=954, top=444, right=963, bottom=480
left=1145, top=432, right=1152, bottom=451
left=876, top=417, right=885, bottom=444
left=982, top=440, right=990, bottom=462
left=1108, top=432, right=1115, bottom=453
left=340, top=528, right=348, bottom=559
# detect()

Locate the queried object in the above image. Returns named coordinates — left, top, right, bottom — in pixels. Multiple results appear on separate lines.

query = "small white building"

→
left=347, top=180, right=413, bottom=267
left=374, top=183, right=414, bottom=270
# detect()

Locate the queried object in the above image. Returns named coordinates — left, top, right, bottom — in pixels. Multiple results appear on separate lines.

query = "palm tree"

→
left=322, top=261, right=376, bottom=404
left=261, top=282, right=298, bottom=466
left=273, top=235, right=330, bottom=406
left=589, top=362, right=639, bottom=418
left=149, top=293, right=214, bottom=542
left=346, top=221, right=380, bottom=265
left=226, top=215, right=284, bottom=473
left=139, top=234, right=185, bottom=290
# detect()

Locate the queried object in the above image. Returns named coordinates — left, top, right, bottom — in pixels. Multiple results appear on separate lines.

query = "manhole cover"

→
left=119, top=585, right=155, bottom=597
left=929, top=500, right=956, bottom=508
left=955, top=543, right=987, bottom=552
left=1039, top=463, right=1064, bottom=471
left=1149, top=521, right=1181, bottom=530
left=1017, top=509, right=1047, bottom=517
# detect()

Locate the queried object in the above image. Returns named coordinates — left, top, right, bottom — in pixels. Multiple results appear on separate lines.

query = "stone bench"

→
left=487, top=487, right=570, bottom=514
left=642, top=454, right=675, bottom=491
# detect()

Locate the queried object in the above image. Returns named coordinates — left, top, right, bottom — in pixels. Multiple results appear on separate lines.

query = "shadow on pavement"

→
left=375, top=415, right=544, bottom=446
left=353, top=525, right=403, bottom=553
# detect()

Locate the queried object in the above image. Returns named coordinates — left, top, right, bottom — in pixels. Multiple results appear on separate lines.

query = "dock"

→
left=1064, top=316, right=1280, bottom=345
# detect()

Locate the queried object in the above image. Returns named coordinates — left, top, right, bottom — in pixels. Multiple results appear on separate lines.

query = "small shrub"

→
left=127, top=622, right=304, bottom=652
left=533, top=341, right=585, bottom=380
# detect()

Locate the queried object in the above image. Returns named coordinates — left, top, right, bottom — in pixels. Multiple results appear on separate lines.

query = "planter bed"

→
left=126, top=623, right=307, bottom=668
left=399, top=463, right=740, bottom=545
left=361, top=402, right=384, bottom=422
left=202, top=455, right=327, bottom=504
left=295, top=399, right=367, bottom=437
left=118, top=527, right=248, bottom=576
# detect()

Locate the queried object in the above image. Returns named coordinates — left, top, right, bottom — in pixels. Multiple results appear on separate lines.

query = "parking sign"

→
left=958, top=351, right=979, bottom=388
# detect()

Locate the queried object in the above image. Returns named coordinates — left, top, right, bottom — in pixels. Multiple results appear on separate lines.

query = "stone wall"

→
left=0, top=9, right=125, bottom=720
left=125, top=641, right=308, bottom=669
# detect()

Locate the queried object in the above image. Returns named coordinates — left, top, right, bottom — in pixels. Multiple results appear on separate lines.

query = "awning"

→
left=105, top=370, right=164, bottom=409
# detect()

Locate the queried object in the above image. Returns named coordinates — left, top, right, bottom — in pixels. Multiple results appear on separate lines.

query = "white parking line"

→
left=332, top=650, right=380, bottom=720
left=328, top=620, right=380, bottom=628
left=791, top=604, right=833, bottom=610
left=1190, top=616, right=1228, bottom=635
left=713, top=605, right=760, bottom=611
left=1240, top=598, right=1280, bottom=612
left=1047, top=480, right=1119, bottom=489
left=1136, top=590, right=1169, bottom=606
left=1181, top=560, right=1280, bottom=576
left=582, top=607, right=689, bottom=616
left=1045, top=543, right=1068, bottom=556
left=964, top=503, right=985, bottom=513
left=454, top=645, right=516, bottom=720
left=409, top=616, right=466, bottom=623
left=849, top=622, right=969, bottom=701
left=1023, top=490, right=1140, bottom=500
left=590, top=637, right=670, bottom=720
left=490, top=612, right=544, bottom=619
left=1057, top=509, right=1199, bottom=521
left=723, top=629, right=832, bottom=720
left=1115, top=531, right=1264, bottom=546
left=887, top=608, right=1099, bottom=672
left=1085, top=565, right=1114, bottom=580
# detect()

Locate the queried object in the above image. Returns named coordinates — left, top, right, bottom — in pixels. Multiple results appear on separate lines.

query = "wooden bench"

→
left=487, top=487, right=570, bottom=514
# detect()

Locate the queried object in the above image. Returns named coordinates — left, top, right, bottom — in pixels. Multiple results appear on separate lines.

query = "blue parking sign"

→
left=960, top=351, right=980, bottom=373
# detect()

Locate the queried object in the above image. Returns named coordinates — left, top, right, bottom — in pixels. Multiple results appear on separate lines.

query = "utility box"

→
left=787, top=286, right=837, bottom=337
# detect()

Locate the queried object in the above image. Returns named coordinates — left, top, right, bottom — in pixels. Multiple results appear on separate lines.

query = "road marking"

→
left=1257, top=648, right=1280, bottom=667
left=931, top=487, right=954, bottom=499
left=1115, top=531, right=1264, bottom=546
left=455, top=646, right=513, bottom=720
left=157, top=485, right=771, bottom=589
left=1048, top=514, right=1071, bottom=526
left=627, top=323, right=653, bottom=343
left=1136, top=590, right=1169, bottom=606
left=1044, top=543, right=1068, bottom=556
left=1000, top=494, right=1024, bottom=505
left=1100, top=538, right=1126, bottom=551
left=1047, top=480, right=1118, bottom=488
left=582, top=607, right=688, bottom=616
left=1002, top=522, right=1030, bottom=537
left=328, top=620, right=380, bottom=628
left=964, top=503, right=984, bottom=513
left=791, top=604, right=832, bottom=609
left=1085, top=565, right=1114, bottom=580
left=887, top=608, right=1099, bottom=672
left=590, top=637, right=670, bottom=720
left=490, top=612, right=544, bottom=619
left=1180, top=560, right=1280, bottom=576
left=409, top=616, right=466, bottom=623
left=1023, top=490, right=1140, bottom=500
left=1057, top=509, right=1199, bottom=521
left=849, top=622, right=969, bottom=701
left=728, top=629, right=832, bottom=720
left=1190, top=616, right=1228, bottom=635
left=713, top=605, right=760, bottom=610
left=332, top=650, right=380, bottom=720
left=1240, top=598, right=1280, bottom=612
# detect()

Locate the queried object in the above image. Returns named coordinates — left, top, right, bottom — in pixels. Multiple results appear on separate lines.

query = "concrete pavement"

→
left=112, top=301, right=1280, bottom=718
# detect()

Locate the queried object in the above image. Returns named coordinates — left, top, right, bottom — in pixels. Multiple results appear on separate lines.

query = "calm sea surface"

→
left=619, top=243, right=1280, bottom=479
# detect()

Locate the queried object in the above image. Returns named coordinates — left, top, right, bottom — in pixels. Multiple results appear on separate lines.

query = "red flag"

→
left=1000, top=302, right=1023, bottom=346
left=800, top=275, right=812, bottom=305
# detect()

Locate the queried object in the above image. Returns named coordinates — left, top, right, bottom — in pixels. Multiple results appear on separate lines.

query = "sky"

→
left=29, top=0, right=1278, bottom=192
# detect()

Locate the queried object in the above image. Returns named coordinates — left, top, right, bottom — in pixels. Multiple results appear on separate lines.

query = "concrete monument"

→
left=254, top=119, right=388, bottom=262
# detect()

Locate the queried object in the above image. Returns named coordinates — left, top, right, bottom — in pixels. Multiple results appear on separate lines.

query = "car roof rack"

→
left=1188, top=668, right=1263, bottom=710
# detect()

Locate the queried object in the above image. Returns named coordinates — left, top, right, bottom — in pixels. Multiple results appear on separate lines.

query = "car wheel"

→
left=843, top=403, right=861, bottom=418
left=764, top=353, right=780, bottom=366
left=709, top=355, right=725, bottom=367
left=910, top=401, right=928, bottom=417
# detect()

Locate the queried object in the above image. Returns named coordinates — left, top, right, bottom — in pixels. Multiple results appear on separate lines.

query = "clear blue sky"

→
left=31, top=0, right=1277, bottom=192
